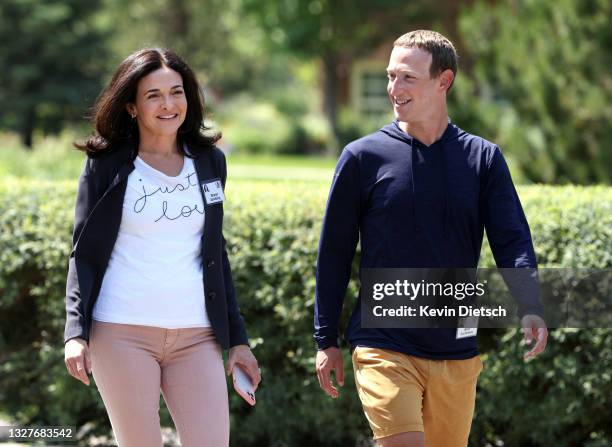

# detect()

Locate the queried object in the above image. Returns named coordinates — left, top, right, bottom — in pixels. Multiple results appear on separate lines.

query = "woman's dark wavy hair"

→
left=75, top=48, right=220, bottom=157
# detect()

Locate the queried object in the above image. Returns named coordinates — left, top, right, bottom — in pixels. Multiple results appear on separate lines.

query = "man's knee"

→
left=377, top=431, right=425, bottom=447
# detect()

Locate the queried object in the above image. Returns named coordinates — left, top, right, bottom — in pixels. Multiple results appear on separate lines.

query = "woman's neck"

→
left=138, top=135, right=179, bottom=157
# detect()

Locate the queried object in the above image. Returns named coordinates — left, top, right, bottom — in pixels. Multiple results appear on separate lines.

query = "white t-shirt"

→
left=93, top=156, right=210, bottom=328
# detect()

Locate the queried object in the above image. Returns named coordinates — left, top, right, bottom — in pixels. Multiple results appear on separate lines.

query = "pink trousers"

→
left=89, top=320, right=229, bottom=447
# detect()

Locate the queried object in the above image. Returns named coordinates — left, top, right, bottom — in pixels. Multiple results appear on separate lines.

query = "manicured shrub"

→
left=0, top=179, right=610, bottom=446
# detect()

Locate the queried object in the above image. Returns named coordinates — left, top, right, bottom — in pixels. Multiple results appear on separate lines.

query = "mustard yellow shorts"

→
left=352, top=347, right=483, bottom=446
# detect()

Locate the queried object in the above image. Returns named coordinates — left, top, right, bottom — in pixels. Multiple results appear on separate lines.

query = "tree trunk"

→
left=322, top=53, right=341, bottom=156
left=21, top=107, right=35, bottom=149
left=166, top=0, right=190, bottom=49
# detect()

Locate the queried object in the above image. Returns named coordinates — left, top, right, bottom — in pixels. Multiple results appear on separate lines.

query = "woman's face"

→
left=127, top=66, right=188, bottom=141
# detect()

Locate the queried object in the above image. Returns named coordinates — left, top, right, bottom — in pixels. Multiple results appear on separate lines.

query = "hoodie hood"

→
left=378, top=119, right=457, bottom=241
left=379, top=119, right=459, bottom=146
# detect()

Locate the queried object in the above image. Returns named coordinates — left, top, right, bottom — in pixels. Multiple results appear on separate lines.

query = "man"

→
left=314, top=30, right=548, bottom=447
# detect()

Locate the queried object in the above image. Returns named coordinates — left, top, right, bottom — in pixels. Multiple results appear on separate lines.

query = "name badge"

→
left=202, top=179, right=225, bottom=205
left=456, top=315, right=478, bottom=339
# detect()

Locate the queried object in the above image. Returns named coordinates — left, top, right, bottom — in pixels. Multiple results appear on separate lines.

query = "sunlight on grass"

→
left=0, top=132, right=336, bottom=183
left=229, top=163, right=332, bottom=183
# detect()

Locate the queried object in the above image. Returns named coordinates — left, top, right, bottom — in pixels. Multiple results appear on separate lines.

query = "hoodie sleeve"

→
left=314, top=148, right=361, bottom=349
left=482, top=146, right=544, bottom=317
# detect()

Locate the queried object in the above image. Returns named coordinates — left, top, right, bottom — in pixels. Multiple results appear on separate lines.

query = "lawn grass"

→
left=228, top=162, right=332, bottom=183
left=228, top=153, right=334, bottom=183
left=227, top=153, right=336, bottom=168
left=0, top=132, right=335, bottom=183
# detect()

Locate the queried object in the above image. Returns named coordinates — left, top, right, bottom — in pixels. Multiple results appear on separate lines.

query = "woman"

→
left=63, top=48, right=260, bottom=447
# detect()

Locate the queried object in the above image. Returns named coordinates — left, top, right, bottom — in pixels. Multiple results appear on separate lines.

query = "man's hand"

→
left=64, top=338, right=91, bottom=386
left=227, top=345, right=261, bottom=390
left=521, top=314, right=548, bottom=360
left=316, top=347, right=344, bottom=399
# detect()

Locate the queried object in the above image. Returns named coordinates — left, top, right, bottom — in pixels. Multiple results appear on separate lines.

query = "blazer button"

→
left=207, top=259, right=215, bottom=268
left=208, top=291, right=216, bottom=300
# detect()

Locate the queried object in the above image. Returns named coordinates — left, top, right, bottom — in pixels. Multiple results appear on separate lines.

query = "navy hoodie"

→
left=314, top=120, right=544, bottom=359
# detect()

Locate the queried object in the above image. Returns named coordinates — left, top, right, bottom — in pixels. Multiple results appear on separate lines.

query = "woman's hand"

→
left=64, top=338, right=92, bottom=386
left=227, top=345, right=261, bottom=390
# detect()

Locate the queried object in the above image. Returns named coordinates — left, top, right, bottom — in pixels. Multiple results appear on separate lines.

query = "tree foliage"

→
left=1, top=0, right=611, bottom=184
left=0, top=0, right=110, bottom=146
left=241, top=0, right=432, bottom=151
left=457, top=0, right=612, bottom=184
left=102, top=0, right=279, bottom=95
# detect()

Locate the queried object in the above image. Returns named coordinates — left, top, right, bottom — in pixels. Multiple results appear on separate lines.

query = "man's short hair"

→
left=394, top=30, right=458, bottom=81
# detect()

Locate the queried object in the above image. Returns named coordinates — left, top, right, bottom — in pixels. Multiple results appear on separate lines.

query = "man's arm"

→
left=482, top=146, right=547, bottom=358
left=314, top=148, right=361, bottom=349
left=314, top=148, right=361, bottom=397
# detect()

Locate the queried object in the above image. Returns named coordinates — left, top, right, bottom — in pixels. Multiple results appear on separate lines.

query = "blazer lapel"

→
left=193, top=150, right=223, bottom=238
left=109, top=162, right=135, bottom=191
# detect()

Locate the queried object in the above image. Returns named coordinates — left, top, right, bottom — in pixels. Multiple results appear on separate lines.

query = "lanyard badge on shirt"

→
left=201, top=178, right=225, bottom=205
left=456, top=315, right=478, bottom=339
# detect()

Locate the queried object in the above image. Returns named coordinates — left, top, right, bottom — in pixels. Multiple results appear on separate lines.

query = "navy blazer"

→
left=64, top=139, right=248, bottom=349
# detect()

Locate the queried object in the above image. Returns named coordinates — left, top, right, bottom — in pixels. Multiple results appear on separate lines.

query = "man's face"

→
left=386, top=46, right=448, bottom=124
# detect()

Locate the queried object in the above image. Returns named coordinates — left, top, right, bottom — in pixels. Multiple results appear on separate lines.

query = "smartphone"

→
left=232, top=365, right=256, bottom=406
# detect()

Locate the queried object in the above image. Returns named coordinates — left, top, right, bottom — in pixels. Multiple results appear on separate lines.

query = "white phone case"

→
left=232, top=365, right=256, bottom=406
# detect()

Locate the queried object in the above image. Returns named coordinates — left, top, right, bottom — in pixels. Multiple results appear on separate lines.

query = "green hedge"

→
left=0, top=179, right=610, bottom=446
